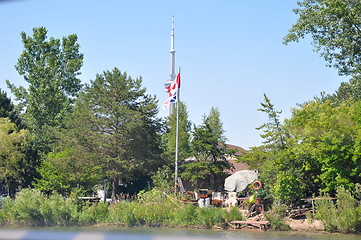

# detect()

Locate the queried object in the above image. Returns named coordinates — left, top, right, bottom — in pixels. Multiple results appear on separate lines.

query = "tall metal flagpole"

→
left=175, top=68, right=180, bottom=193
left=164, top=16, right=179, bottom=193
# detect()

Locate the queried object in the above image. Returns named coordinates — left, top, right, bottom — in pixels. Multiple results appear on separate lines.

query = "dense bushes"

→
left=265, top=204, right=290, bottom=231
left=1, top=189, right=79, bottom=226
left=0, top=188, right=243, bottom=228
left=313, top=187, right=361, bottom=233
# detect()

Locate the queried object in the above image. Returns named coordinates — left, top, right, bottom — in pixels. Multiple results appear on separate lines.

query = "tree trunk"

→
left=112, top=176, right=119, bottom=202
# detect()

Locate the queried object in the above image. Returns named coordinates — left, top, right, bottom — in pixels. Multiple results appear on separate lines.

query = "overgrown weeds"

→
left=265, top=204, right=290, bottom=231
left=0, top=188, right=243, bottom=229
left=313, top=187, right=361, bottom=233
left=2, top=188, right=79, bottom=226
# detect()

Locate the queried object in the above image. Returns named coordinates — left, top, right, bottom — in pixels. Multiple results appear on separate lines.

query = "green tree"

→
left=34, top=148, right=102, bottom=195
left=6, top=27, right=83, bottom=151
left=239, top=95, right=306, bottom=203
left=257, top=93, right=287, bottom=149
left=0, top=89, right=22, bottom=128
left=0, top=118, right=39, bottom=196
left=286, top=100, right=361, bottom=194
left=162, top=101, right=192, bottom=163
left=181, top=107, right=231, bottom=190
left=62, top=68, right=162, bottom=199
left=284, top=0, right=361, bottom=76
left=329, top=76, right=361, bottom=103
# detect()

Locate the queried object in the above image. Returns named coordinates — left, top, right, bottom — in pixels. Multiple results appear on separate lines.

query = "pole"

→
left=175, top=67, right=180, bottom=194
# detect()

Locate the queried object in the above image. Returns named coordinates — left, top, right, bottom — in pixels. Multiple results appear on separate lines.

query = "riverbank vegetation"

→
left=1, top=0, right=361, bottom=234
left=0, top=188, right=243, bottom=229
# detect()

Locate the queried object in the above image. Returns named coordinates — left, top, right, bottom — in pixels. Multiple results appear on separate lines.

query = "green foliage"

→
left=171, top=205, right=243, bottom=228
left=1, top=188, right=244, bottom=229
left=0, top=89, right=22, bottom=128
left=7, top=27, right=83, bottom=153
left=265, top=204, right=290, bottom=231
left=247, top=94, right=361, bottom=202
left=314, top=187, right=361, bottom=233
left=151, top=165, right=174, bottom=191
left=78, top=203, right=109, bottom=225
left=333, top=76, right=361, bottom=102
left=181, top=107, right=231, bottom=189
left=195, top=207, right=226, bottom=228
left=108, top=199, right=242, bottom=229
left=1, top=189, right=79, bottom=226
left=241, top=95, right=303, bottom=204
left=8, top=27, right=83, bottom=130
left=284, top=0, right=361, bottom=76
left=68, top=67, right=162, bottom=199
left=162, top=102, right=192, bottom=163
left=34, top=148, right=102, bottom=195
left=271, top=172, right=305, bottom=204
left=107, top=200, right=175, bottom=227
left=108, top=188, right=243, bottom=228
left=257, top=93, right=287, bottom=149
left=170, top=204, right=198, bottom=226
left=286, top=100, right=361, bottom=194
left=0, top=118, right=39, bottom=196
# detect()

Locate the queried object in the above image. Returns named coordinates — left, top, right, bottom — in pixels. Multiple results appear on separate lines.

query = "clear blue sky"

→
left=0, top=0, right=348, bottom=149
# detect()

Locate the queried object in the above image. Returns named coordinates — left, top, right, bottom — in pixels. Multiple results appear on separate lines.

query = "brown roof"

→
left=225, top=144, right=248, bottom=156
left=181, top=143, right=250, bottom=175
left=224, top=144, right=249, bottom=174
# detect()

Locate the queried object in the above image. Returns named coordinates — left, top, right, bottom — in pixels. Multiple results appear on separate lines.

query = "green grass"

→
left=0, top=188, right=244, bottom=229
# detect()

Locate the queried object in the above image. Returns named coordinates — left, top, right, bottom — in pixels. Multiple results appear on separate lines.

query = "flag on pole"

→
left=163, top=73, right=180, bottom=109
left=166, top=73, right=180, bottom=97
left=162, top=92, right=177, bottom=109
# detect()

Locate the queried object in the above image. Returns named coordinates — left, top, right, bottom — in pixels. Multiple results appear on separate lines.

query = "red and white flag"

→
left=163, top=73, right=180, bottom=109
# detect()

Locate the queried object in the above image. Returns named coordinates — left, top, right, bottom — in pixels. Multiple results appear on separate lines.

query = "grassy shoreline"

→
left=1, top=188, right=361, bottom=234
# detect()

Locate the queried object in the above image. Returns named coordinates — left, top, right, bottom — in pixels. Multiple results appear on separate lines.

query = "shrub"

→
left=78, top=203, right=109, bottom=225
left=171, top=204, right=198, bottom=226
left=108, top=199, right=176, bottom=227
left=2, top=188, right=79, bottom=226
left=265, top=204, right=290, bottom=231
left=1, top=188, right=245, bottom=229
left=314, top=187, right=361, bottom=233
left=271, top=172, right=305, bottom=205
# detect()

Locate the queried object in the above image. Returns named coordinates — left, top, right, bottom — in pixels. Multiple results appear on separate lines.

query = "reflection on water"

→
left=0, top=227, right=360, bottom=240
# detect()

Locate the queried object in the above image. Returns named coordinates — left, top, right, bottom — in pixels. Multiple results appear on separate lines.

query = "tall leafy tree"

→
left=284, top=0, right=361, bottom=76
left=66, top=68, right=162, bottom=199
left=181, top=107, right=231, bottom=190
left=6, top=27, right=83, bottom=150
left=239, top=95, right=306, bottom=203
left=286, top=100, right=361, bottom=194
left=162, top=101, right=192, bottom=163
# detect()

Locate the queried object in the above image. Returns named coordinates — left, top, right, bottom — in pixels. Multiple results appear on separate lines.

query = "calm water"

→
left=0, top=227, right=359, bottom=240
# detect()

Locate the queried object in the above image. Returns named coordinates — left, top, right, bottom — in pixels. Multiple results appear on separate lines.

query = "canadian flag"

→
left=163, top=73, right=180, bottom=109
left=166, top=73, right=180, bottom=97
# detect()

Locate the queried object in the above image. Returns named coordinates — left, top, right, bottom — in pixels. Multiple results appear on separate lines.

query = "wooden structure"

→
left=230, top=220, right=270, bottom=231
left=78, top=196, right=100, bottom=205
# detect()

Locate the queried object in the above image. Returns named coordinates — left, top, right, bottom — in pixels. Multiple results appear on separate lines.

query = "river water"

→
left=0, top=227, right=360, bottom=240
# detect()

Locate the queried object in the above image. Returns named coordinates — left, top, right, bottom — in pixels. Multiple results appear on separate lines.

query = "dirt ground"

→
left=286, top=218, right=325, bottom=232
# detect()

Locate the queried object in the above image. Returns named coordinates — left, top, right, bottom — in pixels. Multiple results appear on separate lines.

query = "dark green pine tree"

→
left=181, top=107, right=232, bottom=190
left=163, top=101, right=192, bottom=163
left=257, top=93, right=287, bottom=150
left=0, top=89, right=22, bottom=128
left=69, top=67, right=163, bottom=199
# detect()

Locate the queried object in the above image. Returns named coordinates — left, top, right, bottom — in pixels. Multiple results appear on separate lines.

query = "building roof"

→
left=225, top=144, right=248, bottom=156
left=224, top=144, right=249, bottom=174
left=180, top=143, right=250, bottom=175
